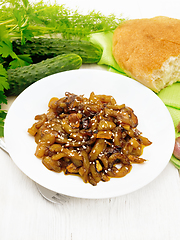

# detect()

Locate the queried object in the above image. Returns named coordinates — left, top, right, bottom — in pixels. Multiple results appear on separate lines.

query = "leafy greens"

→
left=0, top=0, right=125, bottom=137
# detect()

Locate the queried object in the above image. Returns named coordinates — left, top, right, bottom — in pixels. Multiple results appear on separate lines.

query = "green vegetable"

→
left=0, top=18, right=32, bottom=136
left=1, top=0, right=125, bottom=40
left=5, top=53, right=82, bottom=96
left=12, top=38, right=103, bottom=64
left=0, top=90, right=8, bottom=137
left=0, top=64, right=9, bottom=136
left=0, top=0, right=125, bottom=136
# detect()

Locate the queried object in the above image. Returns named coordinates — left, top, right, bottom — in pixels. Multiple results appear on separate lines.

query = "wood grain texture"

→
left=0, top=149, right=180, bottom=240
left=1, top=1, right=180, bottom=237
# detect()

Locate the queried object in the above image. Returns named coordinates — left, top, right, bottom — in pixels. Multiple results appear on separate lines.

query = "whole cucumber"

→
left=5, top=53, right=82, bottom=96
left=12, top=38, right=103, bottom=64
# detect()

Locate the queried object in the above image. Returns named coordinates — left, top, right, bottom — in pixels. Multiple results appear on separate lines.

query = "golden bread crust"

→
left=112, top=16, right=180, bottom=92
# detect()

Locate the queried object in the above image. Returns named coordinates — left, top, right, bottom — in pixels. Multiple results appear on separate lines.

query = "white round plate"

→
left=4, top=69, right=175, bottom=199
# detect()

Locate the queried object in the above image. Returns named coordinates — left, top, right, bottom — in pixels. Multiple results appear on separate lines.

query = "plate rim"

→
left=4, top=69, right=175, bottom=199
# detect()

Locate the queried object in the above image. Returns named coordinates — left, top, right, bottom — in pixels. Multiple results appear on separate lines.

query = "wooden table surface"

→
left=1, top=0, right=180, bottom=239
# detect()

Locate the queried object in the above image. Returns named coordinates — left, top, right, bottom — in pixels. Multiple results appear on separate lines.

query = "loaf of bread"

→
left=112, top=16, right=180, bottom=92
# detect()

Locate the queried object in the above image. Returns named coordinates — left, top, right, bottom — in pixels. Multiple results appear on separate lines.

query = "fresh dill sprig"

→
left=0, top=0, right=125, bottom=39
left=0, top=0, right=125, bottom=136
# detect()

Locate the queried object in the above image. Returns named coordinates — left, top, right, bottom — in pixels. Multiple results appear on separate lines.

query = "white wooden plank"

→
left=0, top=149, right=180, bottom=240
